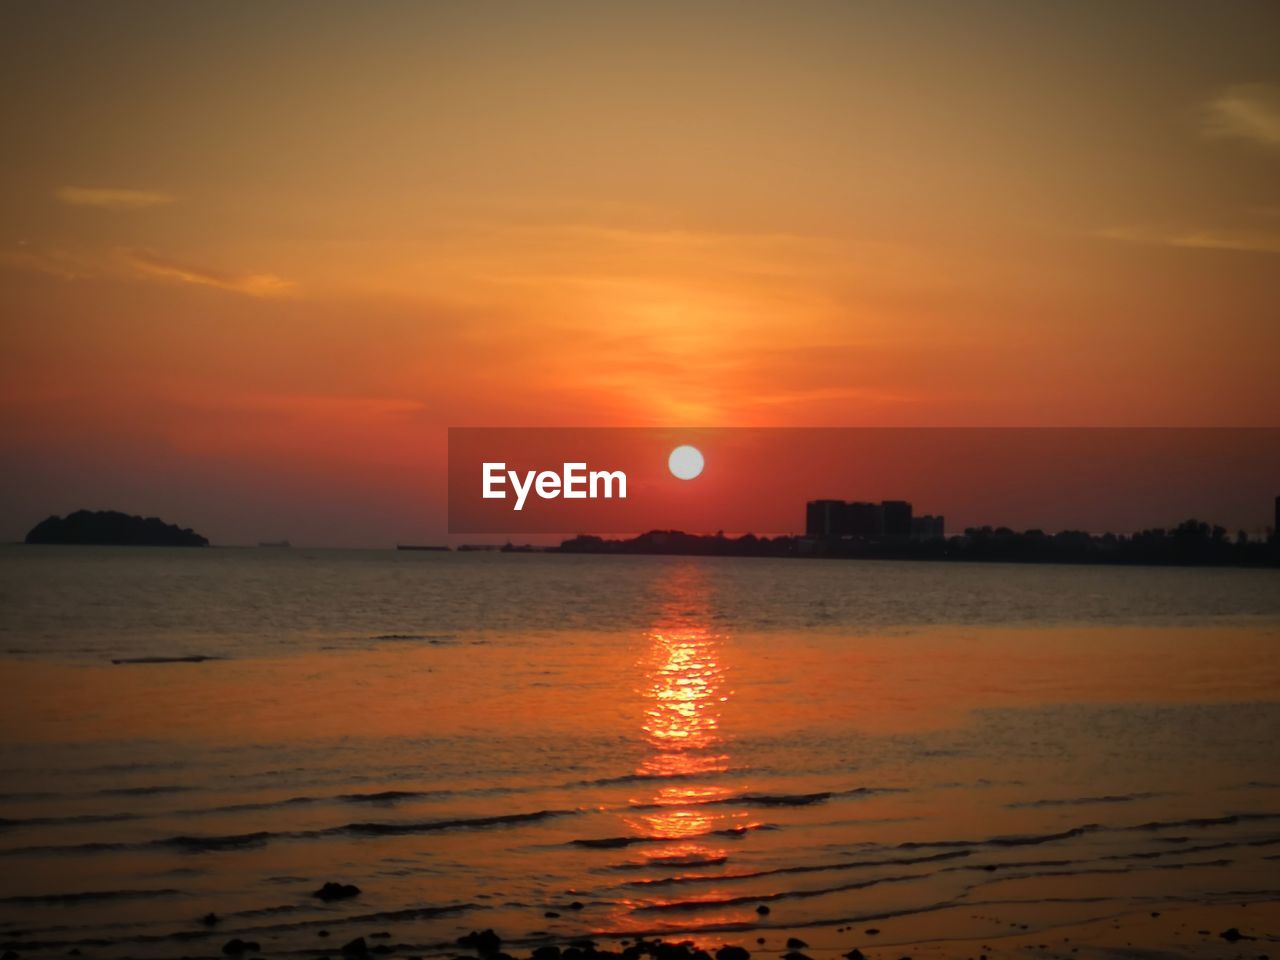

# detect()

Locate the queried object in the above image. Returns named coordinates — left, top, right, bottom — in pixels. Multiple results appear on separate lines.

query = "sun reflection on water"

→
left=616, top=563, right=751, bottom=928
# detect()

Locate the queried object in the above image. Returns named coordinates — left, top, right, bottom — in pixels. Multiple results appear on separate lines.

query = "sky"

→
left=1, top=1, right=1278, bottom=546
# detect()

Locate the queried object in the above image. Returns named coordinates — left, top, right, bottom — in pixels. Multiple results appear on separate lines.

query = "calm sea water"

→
left=1, top=547, right=1278, bottom=958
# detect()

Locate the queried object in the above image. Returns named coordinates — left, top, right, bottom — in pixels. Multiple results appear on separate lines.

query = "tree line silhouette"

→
left=559, top=518, right=1278, bottom=566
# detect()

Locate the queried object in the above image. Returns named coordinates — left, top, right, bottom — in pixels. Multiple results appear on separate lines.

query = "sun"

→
left=668, top=445, right=705, bottom=480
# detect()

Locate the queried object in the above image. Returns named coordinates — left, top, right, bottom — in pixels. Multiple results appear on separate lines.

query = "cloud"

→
left=55, top=186, right=177, bottom=209
left=1096, top=225, right=1280, bottom=256
left=123, top=248, right=295, bottom=297
left=1201, top=83, right=1280, bottom=149
left=1, top=242, right=297, bottom=296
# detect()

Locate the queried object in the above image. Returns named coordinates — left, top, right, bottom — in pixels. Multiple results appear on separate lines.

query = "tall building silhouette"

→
left=805, top=498, right=943, bottom=541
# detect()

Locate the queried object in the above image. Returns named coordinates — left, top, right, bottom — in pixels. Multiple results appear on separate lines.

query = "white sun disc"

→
left=668, top=445, right=705, bottom=480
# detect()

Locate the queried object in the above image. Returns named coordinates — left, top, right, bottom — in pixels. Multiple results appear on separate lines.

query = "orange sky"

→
left=1, top=2, right=1278, bottom=545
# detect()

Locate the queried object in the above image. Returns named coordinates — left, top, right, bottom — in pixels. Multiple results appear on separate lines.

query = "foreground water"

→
left=1, top=547, right=1278, bottom=958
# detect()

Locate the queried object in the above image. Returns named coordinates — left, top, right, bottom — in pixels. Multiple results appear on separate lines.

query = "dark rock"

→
left=865, top=929, right=880, bottom=936
left=570, top=942, right=596, bottom=952
left=314, top=882, right=362, bottom=901
left=716, top=947, right=750, bottom=960
left=786, top=940, right=808, bottom=950
left=544, top=911, right=562, bottom=919
left=755, top=905, right=770, bottom=915
left=203, top=913, right=221, bottom=927
left=569, top=901, right=585, bottom=910
left=222, top=940, right=260, bottom=956
left=342, top=938, right=369, bottom=957
left=372, top=947, right=393, bottom=956
left=319, top=931, right=331, bottom=938
left=25, top=510, right=209, bottom=547
left=1221, top=929, right=1251, bottom=943
left=845, top=951, right=866, bottom=960
left=532, top=947, right=561, bottom=960
left=457, top=930, right=503, bottom=955
left=783, top=953, right=811, bottom=960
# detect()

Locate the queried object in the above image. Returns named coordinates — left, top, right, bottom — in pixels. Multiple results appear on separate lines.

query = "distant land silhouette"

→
left=559, top=518, right=1278, bottom=567
left=25, top=510, right=209, bottom=547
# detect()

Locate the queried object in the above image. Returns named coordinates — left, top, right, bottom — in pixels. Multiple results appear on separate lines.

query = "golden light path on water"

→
left=616, top=564, right=754, bottom=929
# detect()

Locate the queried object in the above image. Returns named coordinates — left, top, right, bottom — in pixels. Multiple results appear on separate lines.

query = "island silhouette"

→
left=25, top=510, right=209, bottom=547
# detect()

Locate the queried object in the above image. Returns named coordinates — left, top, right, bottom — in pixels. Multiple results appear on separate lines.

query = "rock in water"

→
left=341, top=937, right=369, bottom=957
left=457, top=930, right=503, bottom=955
left=313, top=881, right=361, bottom=901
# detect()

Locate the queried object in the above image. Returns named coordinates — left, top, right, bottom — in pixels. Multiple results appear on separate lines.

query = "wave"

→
left=331, top=809, right=572, bottom=836
left=573, top=771, right=731, bottom=788
left=571, top=822, right=776, bottom=849
left=633, top=872, right=922, bottom=912
left=0, top=812, right=141, bottom=828
left=0, top=888, right=181, bottom=905
left=110, top=655, right=225, bottom=664
left=624, top=850, right=972, bottom=887
left=1007, top=792, right=1164, bottom=808
left=1126, top=813, right=1280, bottom=831
left=897, top=825, right=1100, bottom=850
left=608, top=854, right=731, bottom=871
left=0, top=808, right=576, bottom=856
left=620, top=786, right=906, bottom=816
left=97, top=785, right=197, bottom=797
left=722, top=791, right=834, bottom=807
left=368, top=634, right=457, bottom=643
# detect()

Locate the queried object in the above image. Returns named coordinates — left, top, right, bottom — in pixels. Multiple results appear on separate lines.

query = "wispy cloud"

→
left=1097, top=225, right=1280, bottom=256
left=55, top=186, right=177, bottom=209
left=123, top=248, right=295, bottom=297
left=1201, top=83, right=1280, bottom=150
left=1, top=242, right=296, bottom=297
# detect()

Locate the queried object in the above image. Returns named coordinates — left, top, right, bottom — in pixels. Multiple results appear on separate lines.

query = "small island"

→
left=24, top=510, right=209, bottom=547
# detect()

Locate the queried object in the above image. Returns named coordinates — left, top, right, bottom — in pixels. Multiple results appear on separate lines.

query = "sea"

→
left=1, top=546, right=1278, bottom=958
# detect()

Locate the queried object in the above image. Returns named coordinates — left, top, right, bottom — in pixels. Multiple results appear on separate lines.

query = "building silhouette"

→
left=911, top=514, right=945, bottom=540
left=805, top=499, right=845, bottom=538
left=805, top=499, right=943, bottom=541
